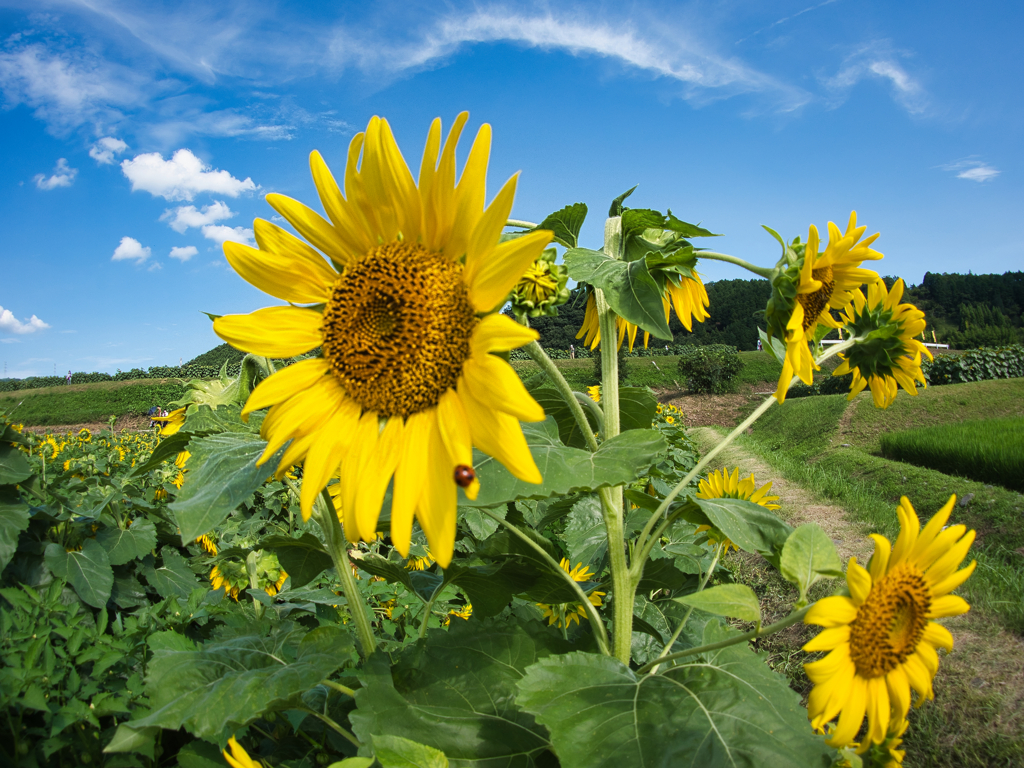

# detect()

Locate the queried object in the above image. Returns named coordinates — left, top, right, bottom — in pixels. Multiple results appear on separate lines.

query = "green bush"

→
left=676, top=345, right=743, bottom=394
left=923, top=345, right=1024, bottom=385
left=880, top=417, right=1024, bottom=491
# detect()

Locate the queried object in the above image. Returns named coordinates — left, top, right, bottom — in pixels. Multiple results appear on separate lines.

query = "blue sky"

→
left=1, top=0, right=1020, bottom=377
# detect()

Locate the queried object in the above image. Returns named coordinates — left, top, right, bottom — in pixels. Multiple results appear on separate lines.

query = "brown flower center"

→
left=849, top=563, right=931, bottom=678
left=320, top=241, right=476, bottom=418
left=797, top=265, right=835, bottom=331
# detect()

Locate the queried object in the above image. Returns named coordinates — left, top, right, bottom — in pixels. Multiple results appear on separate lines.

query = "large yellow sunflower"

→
left=803, top=495, right=975, bottom=748
left=834, top=278, right=932, bottom=409
left=213, top=114, right=551, bottom=567
left=694, top=467, right=780, bottom=551
left=576, top=273, right=710, bottom=352
left=771, top=212, right=882, bottom=403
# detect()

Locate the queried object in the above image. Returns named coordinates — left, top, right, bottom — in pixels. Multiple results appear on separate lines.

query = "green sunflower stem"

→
left=478, top=507, right=611, bottom=656
left=524, top=340, right=600, bottom=452
left=314, top=488, right=378, bottom=658
left=505, top=218, right=539, bottom=230
left=635, top=605, right=812, bottom=676
left=697, top=251, right=774, bottom=279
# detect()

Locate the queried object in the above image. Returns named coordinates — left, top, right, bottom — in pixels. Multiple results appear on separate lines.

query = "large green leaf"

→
left=674, top=583, right=761, bottom=623
left=686, top=498, right=793, bottom=567
left=262, top=533, right=333, bottom=589
left=518, top=629, right=831, bottom=768
left=373, top=735, right=449, bottom=768
left=44, top=539, right=114, bottom=608
left=0, top=490, right=31, bottom=573
left=127, top=624, right=357, bottom=740
left=562, top=249, right=672, bottom=340
left=142, top=547, right=199, bottom=599
left=562, top=495, right=606, bottom=569
left=350, top=620, right=568, bottom=767
left=535, top=203, right=587, bottom=249
left=461, top=419, right=666, bottom=508
left=780, top=524, right=844, bottom=603
left=169, top=432, right=283, bottom=543
left=96, top=519, right=158, bottom=566
left=0, top=443, right=32, bottom=484
left=528, top=386, right=599, bottom=449
left=618, top=387, right=658, bottom=432
left=129, top=432, right=193, bottom=478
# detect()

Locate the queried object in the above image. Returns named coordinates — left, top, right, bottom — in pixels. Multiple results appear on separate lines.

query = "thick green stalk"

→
left=479, top=507, right=611, bottom=656
left=505, top=218, right=539, bottom=229
left=524, top=340, right=600, bottom=452
left=314, top=489, right=377, bottom=658
left=635, top=605, right=811, bottom=675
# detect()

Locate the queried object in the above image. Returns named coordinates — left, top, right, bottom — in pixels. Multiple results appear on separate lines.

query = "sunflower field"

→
left=0, top=114, right=977, bottom=768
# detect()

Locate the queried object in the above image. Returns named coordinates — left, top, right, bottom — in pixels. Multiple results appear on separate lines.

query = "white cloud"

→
left=201, top=224, right=255, bottom=246
left=89, top=136, right=129, bottom=164
left=0, top=305, right=50, bottom=334
left=121, top=149, right=257, bottom=201
left=331, top=8, right=809, bottom=111
left=169, top=245, right=199, bottom=261
left=111, top=236, right=152, bottom=262
left=940, top=159, right=1000, bottom=183
left=33, top=158, right=77, bottom=189
left=161, top=200, right=235, bottom=233
left=823, top=42, right=927, bottom=114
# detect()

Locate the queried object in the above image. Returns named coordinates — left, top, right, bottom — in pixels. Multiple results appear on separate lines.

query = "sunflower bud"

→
left=509, top=248, right=570, bottom=318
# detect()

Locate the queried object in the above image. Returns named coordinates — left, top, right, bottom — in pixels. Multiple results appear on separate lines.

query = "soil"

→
left=653, top=382, right=778, bottom=428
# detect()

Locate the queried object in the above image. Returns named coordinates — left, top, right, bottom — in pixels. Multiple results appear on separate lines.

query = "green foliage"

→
left=673, top=278, right=772, bottom=350
left=676, top=345, right=743, bottom=394
left=0, top=382, right=188, bottom=425
left=907, top=271, right=1024, bottom=343
left=923, top=345, right=1024, bottom=385
left=185, top=343, right=248, bottom=369
left=880, top=417, right=1024, bottom=492
left=591, top=343, right=630, bottom=385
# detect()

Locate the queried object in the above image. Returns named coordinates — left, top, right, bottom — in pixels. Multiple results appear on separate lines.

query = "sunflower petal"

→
left=391, top=409, right=433, bottom=557
left=242, top=358, right=331, bottom=416
left=458, top=379, right=541, bottom=484
left=214, top=306, right=322, bottom=358
left=462, top=352, right=545, bottom=423
left=266, top=193, right=348, bottom=260
left=468, top=229, right=553, bottom=313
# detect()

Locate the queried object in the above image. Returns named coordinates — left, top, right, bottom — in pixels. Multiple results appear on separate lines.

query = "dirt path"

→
left=690, top=426, right=1024, bottom=759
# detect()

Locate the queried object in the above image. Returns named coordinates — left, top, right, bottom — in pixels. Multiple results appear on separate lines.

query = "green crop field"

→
left=881, top=417, right=1024, bottom=491
left=0, top=379, right=187, bottom=425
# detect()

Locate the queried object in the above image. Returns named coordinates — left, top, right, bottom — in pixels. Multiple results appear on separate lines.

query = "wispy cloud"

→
left=331, top=8, right=810, bottom=111
left=33, top=157, right=77, bottom=189
left=122, top=149, right=257, bottom=201
left=940, top=158, right=1000, bottom=183
left=0, top=305, right=50, bottom=334
left=822, top=41, right=927, bottom=114
left=735, top=0, right=841, bottom=45
left=89, top=136, right=128, bottom=164
left=111, top=236, right=151, bottom=263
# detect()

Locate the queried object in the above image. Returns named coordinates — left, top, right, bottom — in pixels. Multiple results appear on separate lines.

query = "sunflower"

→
left=834, top=278, right=932, bottom=409
left=586, top=385, right=601, bottom=403
left=195, top=533, right=218, bottom=556
left=152, top=408, right=186, bottom=436
left=803, top=495, right=975, bottom=748
left=576, top=274, right=709, bottom=351
left=536, top=559, right=605, bottom=629
left=695, top=467, right=780, bottom=551
left=222, top=736, right=262, bottom=768
left=510, top=249, right=569, bottom=318
left=767, top=212, right=882, bottom=404
left=213, top=114, right=551, bottom=567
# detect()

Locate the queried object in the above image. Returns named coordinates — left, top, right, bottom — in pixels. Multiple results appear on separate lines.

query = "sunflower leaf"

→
left=124, top=624, right=357, bottom=742
left=562, top=248, right=673, bottom=341
left=373, top=735, right=449, bottom=768
left=517, top=624, right=830, bottom=768
left=96, top=518, right=158, bottom=566
left=0, top=490, right=31, bottom=573
left=350, top=619, right=568, bottom=767
left=780, top=524, right=844, bottom=603
left=461, top=419, right=666, bottom=508
left=262, top=533, right=334, bottom=589
left=673, top=583, right=761, bottom=623
left=535, top=203, right=587, bottom=249
left=684, top=497, right=793, bottom=568
left=44, top=539, right=114, bottom=609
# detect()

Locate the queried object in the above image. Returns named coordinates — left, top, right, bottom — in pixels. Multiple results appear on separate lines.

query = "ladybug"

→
left=454, top=465, right=476, bottom=488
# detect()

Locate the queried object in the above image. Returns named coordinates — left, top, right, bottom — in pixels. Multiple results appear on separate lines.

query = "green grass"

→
left=734, top=350, right=783, bottom=385
left=880, top=417, right=1024, bottom=491
left=0, top=380, right=188, bottom=425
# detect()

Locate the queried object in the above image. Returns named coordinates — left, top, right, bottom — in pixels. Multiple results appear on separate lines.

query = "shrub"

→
left=923, top=345, right=1024, bottom=385
left=676, top=345, right=743, bottom=394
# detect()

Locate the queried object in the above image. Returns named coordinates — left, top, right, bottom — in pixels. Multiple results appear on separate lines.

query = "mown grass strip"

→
left=881, top=417, right=1024, bottom=492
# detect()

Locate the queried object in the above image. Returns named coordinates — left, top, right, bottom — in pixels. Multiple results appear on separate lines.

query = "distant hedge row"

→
left=0, top=363, right=242, bottom=393
left=922, top=345, right=1024, bottom=385
left=508, top=342, right=737, bottom=361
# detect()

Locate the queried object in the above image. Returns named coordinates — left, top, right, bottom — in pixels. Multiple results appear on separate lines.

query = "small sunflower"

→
left=766, top=212, right=882, bottom=403
left=152, top=408, right=186, bottom=436
left=586, top=385, right=601, bottom=403
left=803, top=495, right=975, bottom=748
left=223, top=736, right=263, bottom=768
left=510, top=248, right=569, bottom=318
left=536, top=559, right=605, bottom=629
left=834, top=278, right=932, bottom=409
left=213, top=114, right=551, bottom=567
left=196, top=534, right=218, bottom=556
left=575, top=274, right=709, bottom=351
left=695, top=468, right=780, bottom=551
